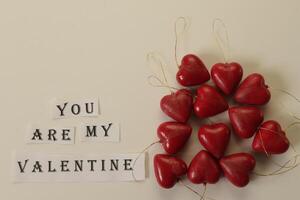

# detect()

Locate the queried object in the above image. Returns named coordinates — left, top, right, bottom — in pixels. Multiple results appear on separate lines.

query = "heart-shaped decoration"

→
left=229, top=106, right=264, bottom=138
left=234, top=73, right=271, bottom=105
left=194, top=84, right=229, bottom=118
left=198, top=123, right=231, bottom=158
left=220, top=153, right=256, bottom=187
left=252, top=120, right=290, bottom=154
left=188, top=150, right=221, bottom=184
left=160, top=89, right=193, bottom=123
left=211, top=62, right=243, bottom=95
left=157, top=121, right=192, bottom=154
left=154, top=154, right=187, bottom=188
left=176, top=54, right=210, bottom=86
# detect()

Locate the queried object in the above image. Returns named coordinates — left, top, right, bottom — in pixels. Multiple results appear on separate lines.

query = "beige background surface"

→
left=1, top=0, right=300, bottom=199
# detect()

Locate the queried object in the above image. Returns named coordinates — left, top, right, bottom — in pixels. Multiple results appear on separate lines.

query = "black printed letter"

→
left=86, top=126, right=97, bottom=137
left=62, top=129, right=71, bottom=141
left=17, top=159, right=29, bottom=173
left=31, top=129, right=43, bottom=141
left=124, top=159, right=133, bottom=171
left=32, top=161, right=43, bottom=173
left=101, top=123, right=112, bottom=137
left=85, top=102, right=94, bottom=114
left=110, top=159, right=119, bottom=171
left=71, top=104, right=80, bottom=115
left=56, top=102, right=68, bottom=116
left=48, top=129, right=57, bottom=141
left=48, top=161, right=56, bottom=172
left=87, top=160, right=97, bottom=171
left=74, top=160, right=83, bottom=172
left=61, top=160, right=70, bottom=172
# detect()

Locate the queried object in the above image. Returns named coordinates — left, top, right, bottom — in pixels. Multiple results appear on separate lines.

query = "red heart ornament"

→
left=188, top=150, right=221, bottom=184
left=234, top=73, right=271, bottom=105
left=229, top=106, right=264, bottom=138
left=220, top=153, right=256, bottom=187
left=160, top=89, right=193, bottom=123
left=154, top=154, right=187, bottom=189
left=252, top=120, right=289, bottom=154
left=157, top=121, right=192, bottom=154
left=194, top=84, right=229, bottom=118
left=198, top=123, right=231, bottom=158
left=211, top=62, right=243, bottom=95
left=176, top=54, right=210, bottom=86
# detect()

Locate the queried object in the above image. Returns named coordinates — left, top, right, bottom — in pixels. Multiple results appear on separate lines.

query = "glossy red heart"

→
left=252, top=120, right=289, bottom=154
left=160, top=89, right=193, bottom=123
left=220, top=153, right=256, bottom=187
left=188, top=150, right=221, bottom=184
left=228, top=106, right=264, bottom=138
left=176, top=54, right=210, bottom=86
left=154, top=154, right=187, bottom=189
left=157, top=121, right=192, bottom=154
left=234, top=73, right=271, bottom=105
left=198, top=123, right=230, bottom=158
left=211, top=62, right=243, bottom=95
left=194, top=84, right=229, bottom=118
